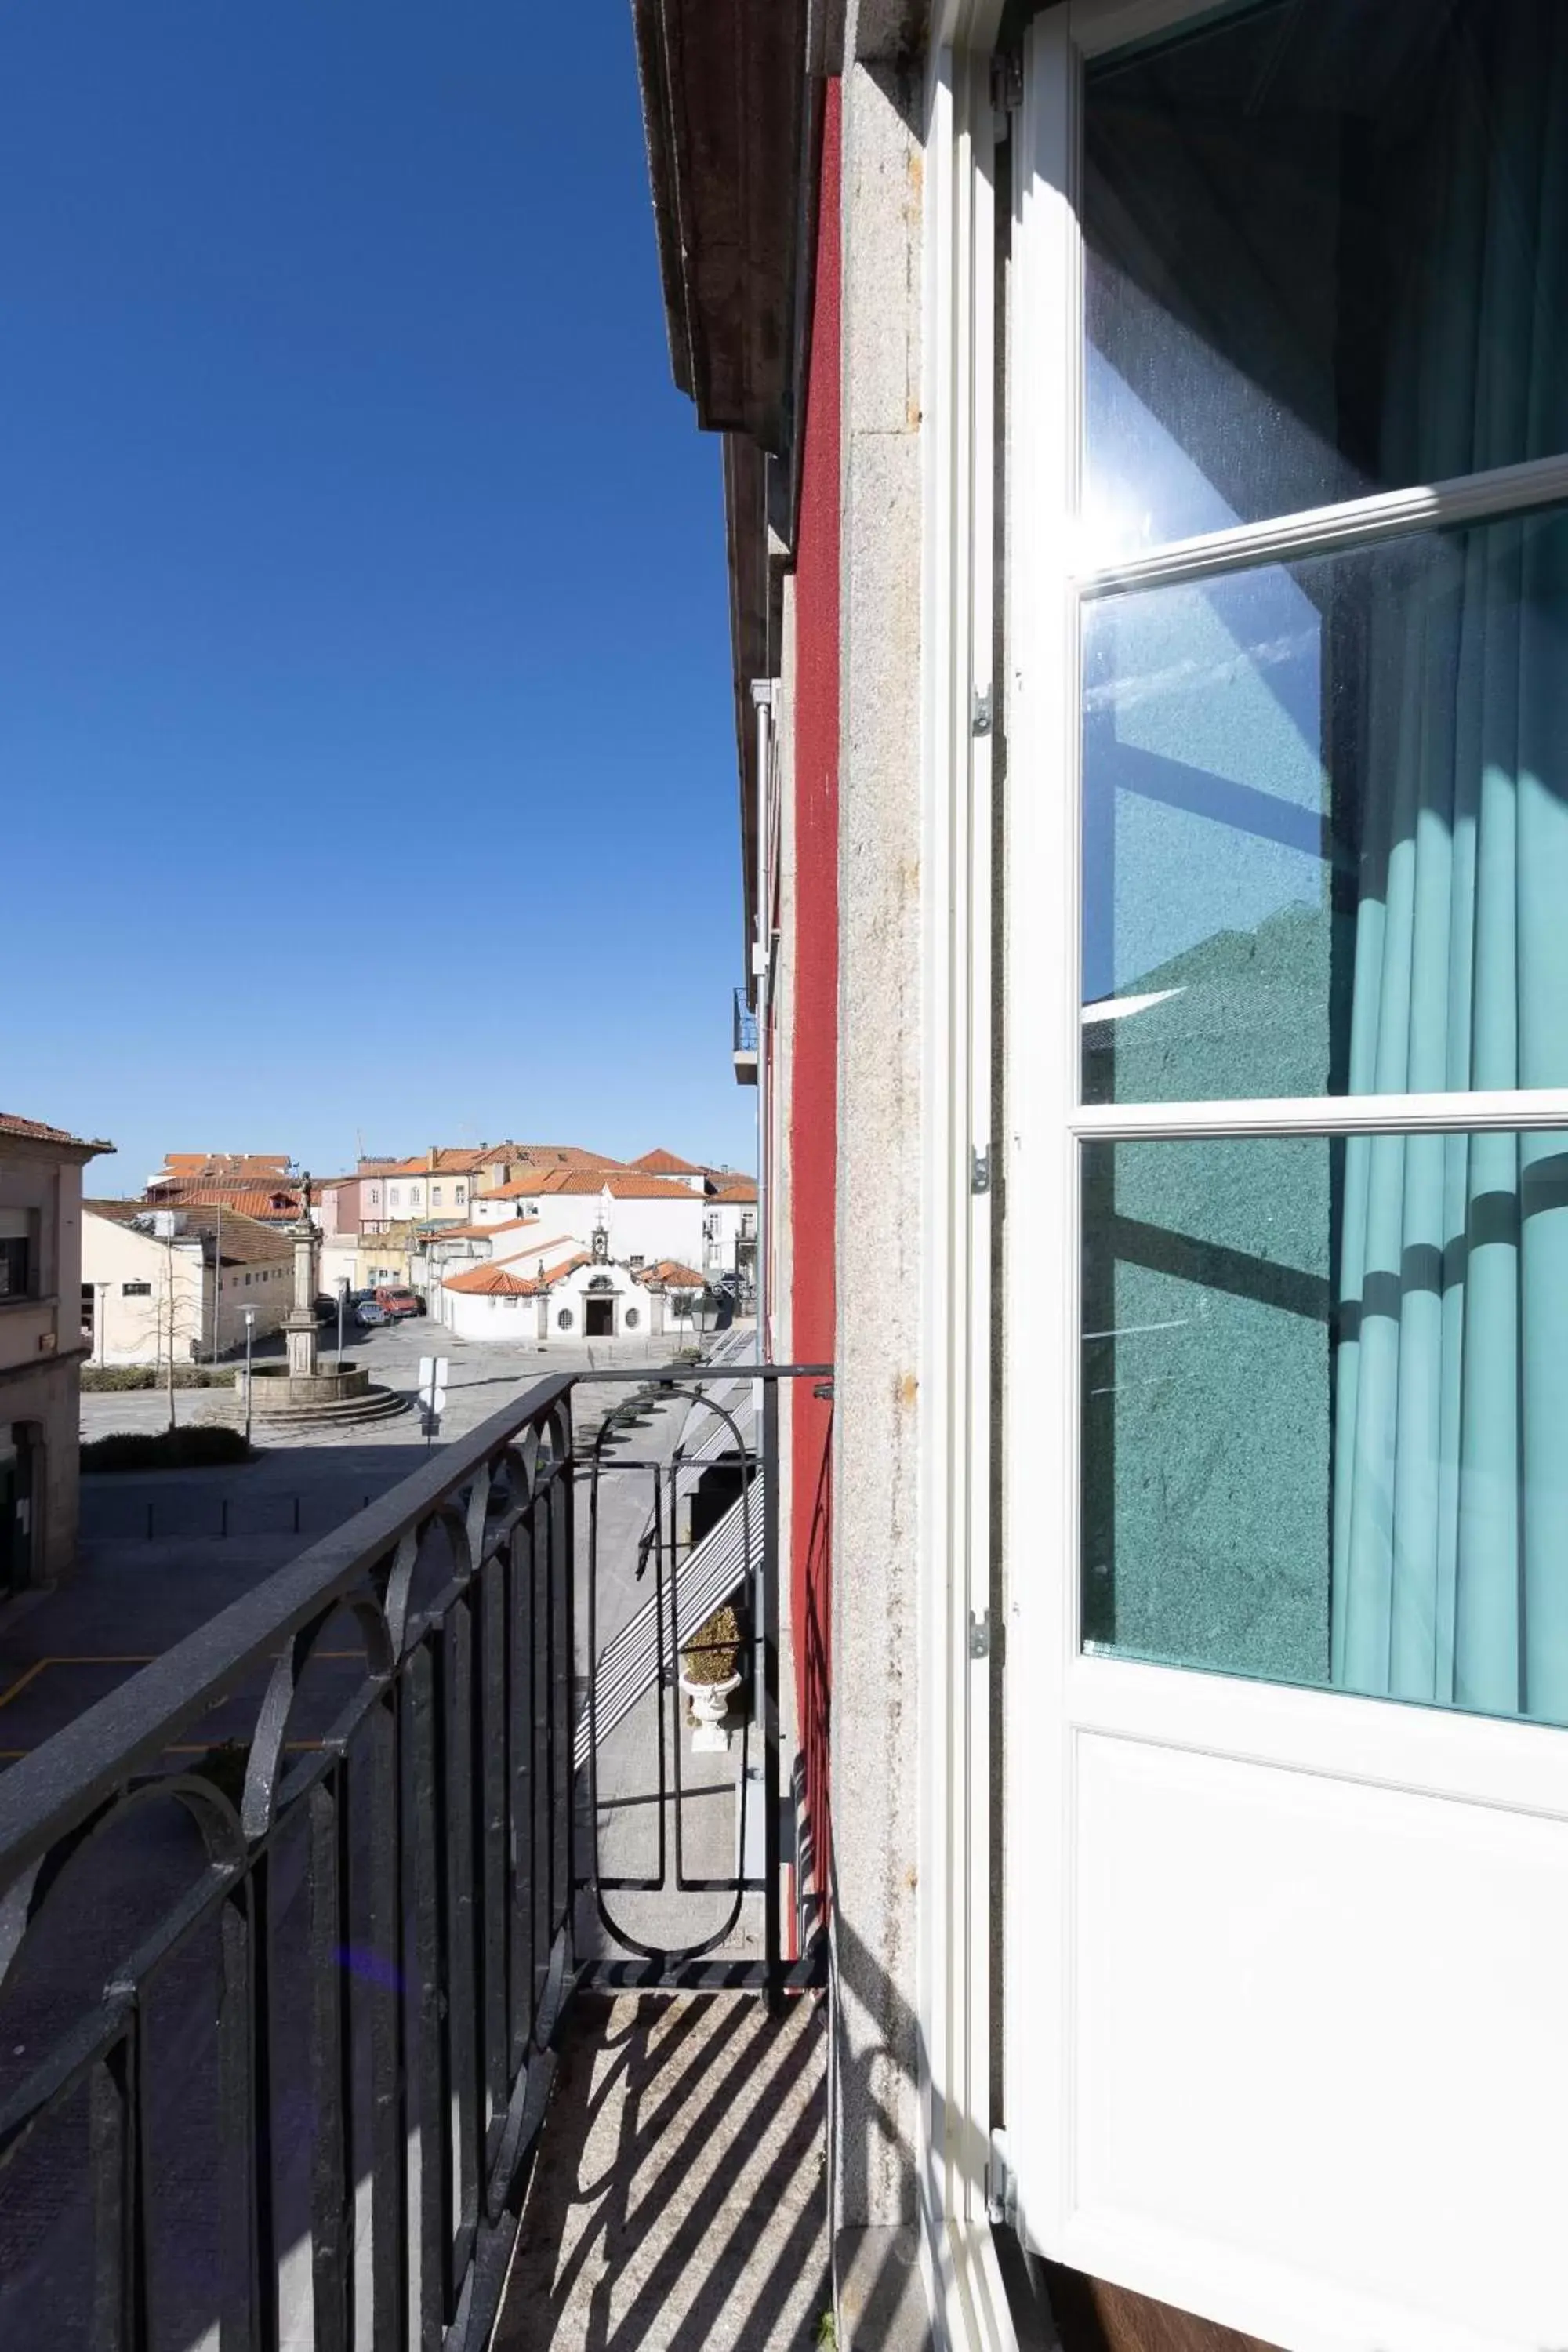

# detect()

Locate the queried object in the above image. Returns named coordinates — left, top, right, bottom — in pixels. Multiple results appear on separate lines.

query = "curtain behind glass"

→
left=1332, top=4, right=1568, bottom=1719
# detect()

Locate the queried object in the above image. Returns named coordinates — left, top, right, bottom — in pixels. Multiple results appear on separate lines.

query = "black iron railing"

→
left=0, top=1379, right=576, bottom=2352
left=0, top=1359, right=830, bottom=2352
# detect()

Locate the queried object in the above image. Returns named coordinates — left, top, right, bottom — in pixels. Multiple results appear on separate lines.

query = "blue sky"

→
left=0, top=2, right=753, bottom=1194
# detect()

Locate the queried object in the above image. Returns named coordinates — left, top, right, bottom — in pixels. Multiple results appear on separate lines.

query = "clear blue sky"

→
left=0, top=2, right=753, bottom=1194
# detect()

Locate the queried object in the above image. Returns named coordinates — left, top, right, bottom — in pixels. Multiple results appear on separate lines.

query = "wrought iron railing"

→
left=0, top=1359, right=830, bottom=2352
left=0, top=1379, right=577, bottom=2352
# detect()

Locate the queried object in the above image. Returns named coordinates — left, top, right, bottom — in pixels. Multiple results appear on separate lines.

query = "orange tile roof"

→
left=632, top=1148, right=706, bottom=1176
left=707, top=1175, right=757, bottom=1203
left=379, top=1148, right=498, bottom=1178
left=483, top=1169, right=702, bottom=1202
left=151, top=1185, right=301, bottom=1219
left=637, top=1260, right=707, bottom=1289
left=0, top=1110, right=113, bottom=1152
left=158, top=1153, right=291, bottom=1178
left=445, top=1252, right=590, bottom=1297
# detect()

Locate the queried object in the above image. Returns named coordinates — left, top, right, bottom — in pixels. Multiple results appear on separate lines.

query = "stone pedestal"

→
left=285, top=1218, right=319, bottom=1381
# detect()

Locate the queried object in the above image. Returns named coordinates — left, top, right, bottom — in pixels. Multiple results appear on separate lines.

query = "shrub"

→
left=81, top=1427, right=255, bottom=1475
left=681, top=1602, right=742, bottom=1685
left=81, top=1365, right=238, bottom=1392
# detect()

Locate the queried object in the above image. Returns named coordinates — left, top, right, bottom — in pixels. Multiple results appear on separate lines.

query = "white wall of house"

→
left=702, top=1196, right=757, bottom=1272
left=82, top=1214, right=291, bottom=1363
left=495, top=1189, right=706, bottom=1270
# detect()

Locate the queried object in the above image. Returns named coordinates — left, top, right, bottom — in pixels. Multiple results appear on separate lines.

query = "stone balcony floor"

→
left=492, top=1991, right=829, bottom=2352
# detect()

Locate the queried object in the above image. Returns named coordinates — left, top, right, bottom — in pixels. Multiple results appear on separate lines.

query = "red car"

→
left=374, top=1286, right=422, bottom=1320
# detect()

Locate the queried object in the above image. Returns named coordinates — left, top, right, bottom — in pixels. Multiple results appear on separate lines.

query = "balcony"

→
left=0, top=1352, right=829, bottom=2351
left=731, top=986, right=758, bottom=1085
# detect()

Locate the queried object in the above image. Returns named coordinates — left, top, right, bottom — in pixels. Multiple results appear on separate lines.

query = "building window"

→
left=389, top=1188, right=401, bottom=1208
left=122, top=1280, right=151, bottom=1298
left=432, top=1186, right=443, bottom=1206
left=557, top=1308, right=573, bottom=1332
left=0, top=1212, right=34, bottom=1301
left=456, top=1185, right=466, bottom=1204
left=624, top=1307, right=640, bottom=1330
left=1005, top=4, right=1568, bottom=2325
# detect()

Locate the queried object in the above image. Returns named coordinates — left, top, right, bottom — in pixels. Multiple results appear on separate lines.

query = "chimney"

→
left=428, top=1145, right=437, bottom=1172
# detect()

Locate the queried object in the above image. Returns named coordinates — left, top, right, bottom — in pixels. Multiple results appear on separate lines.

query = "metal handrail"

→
left=0, top=1374, right=576, bottom=2352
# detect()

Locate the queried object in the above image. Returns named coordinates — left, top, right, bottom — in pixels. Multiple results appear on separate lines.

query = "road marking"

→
left=0, top=1655, right=155, bottom=1710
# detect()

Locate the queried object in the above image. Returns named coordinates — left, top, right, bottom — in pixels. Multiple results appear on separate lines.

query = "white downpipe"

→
left=750, top=678, right=775, bottom=1361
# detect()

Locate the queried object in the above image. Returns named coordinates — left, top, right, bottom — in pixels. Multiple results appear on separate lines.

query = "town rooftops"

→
left=376, top=1148, right=499, bottom=1178
left=0, top=1112, right=114, bottom=1156
left=706, top=1173, right=757, bottom=1202
left=479, top=1169, right=701, bottom=1203
left=491, top=1144, right=626, bottom=1171
left=144, top=1186, right=302, bottom=1221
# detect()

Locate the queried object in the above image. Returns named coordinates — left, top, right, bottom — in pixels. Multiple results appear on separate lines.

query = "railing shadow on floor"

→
left=492, top=1991, right=828, bottom=2352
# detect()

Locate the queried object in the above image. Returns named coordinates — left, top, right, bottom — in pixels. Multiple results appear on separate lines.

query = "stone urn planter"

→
left=679, top=1602, right=745, bottom=1754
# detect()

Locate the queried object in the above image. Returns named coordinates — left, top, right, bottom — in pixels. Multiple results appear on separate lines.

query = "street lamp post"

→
left=336, top=1277, right=349, bottom=1363
left=243, top=1307, right=256, bottom=1446
left=95, top=1282, right=110, bottom=1367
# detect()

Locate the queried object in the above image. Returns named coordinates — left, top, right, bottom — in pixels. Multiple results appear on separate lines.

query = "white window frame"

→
left=1004, top=2, right=1568, bottom=2343
left=919, top=8, right=1018, bottom=2350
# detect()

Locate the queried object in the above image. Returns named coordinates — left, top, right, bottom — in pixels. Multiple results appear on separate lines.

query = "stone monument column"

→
left=284, top=1184, right=321, bottom=1383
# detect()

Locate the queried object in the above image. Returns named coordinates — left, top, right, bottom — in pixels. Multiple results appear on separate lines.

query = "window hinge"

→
left=971, top=1146, right=991, bottom=1195
left=971, top=686, right=993, bottom=737
left=987, top=2127, right=1018, bottom=2228
left=969, top=1608, right=1004, bottom=1664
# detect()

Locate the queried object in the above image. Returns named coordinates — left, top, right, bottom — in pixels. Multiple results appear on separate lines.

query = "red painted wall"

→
left=789, top=78, right=841, bottom=1931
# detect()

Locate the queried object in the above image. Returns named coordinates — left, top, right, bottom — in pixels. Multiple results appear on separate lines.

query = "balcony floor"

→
left=493, top=1991, right=828, bottom=2351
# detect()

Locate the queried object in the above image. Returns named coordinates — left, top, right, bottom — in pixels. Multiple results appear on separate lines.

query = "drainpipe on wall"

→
left=750, top=678, right=776, bottom=1361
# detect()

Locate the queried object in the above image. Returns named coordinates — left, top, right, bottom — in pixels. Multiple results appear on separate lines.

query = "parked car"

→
left=354, top=1301, right=390, bottom=1328
left=373, top=1286, right=422, bottom=1320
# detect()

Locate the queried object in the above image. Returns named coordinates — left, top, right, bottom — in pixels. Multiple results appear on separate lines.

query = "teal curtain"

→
left=1331, top=4, right=1568, bottom=1719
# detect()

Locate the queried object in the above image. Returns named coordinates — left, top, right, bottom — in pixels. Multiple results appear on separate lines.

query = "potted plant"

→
left=679, top=1602, right=745, bottom=1751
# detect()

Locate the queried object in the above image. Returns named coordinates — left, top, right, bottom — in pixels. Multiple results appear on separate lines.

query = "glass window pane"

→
left=1083, top=1129, right=1568, bottom=1728
left=1082, top=507, right=1568, bottom=1102
left=1083, top=0, right=1568, bottom=558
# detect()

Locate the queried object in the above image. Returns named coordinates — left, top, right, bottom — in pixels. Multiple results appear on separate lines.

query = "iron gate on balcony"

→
left=0, top=1359, right=827, bottom=2352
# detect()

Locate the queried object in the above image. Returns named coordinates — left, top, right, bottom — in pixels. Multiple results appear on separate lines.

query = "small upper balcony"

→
left=731, top=986, right=758, bottom=1085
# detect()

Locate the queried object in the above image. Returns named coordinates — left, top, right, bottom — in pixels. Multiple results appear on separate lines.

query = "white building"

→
left=469, top=1170, right=706, bottom=1271
left=82, top=1203, right=292, bottom=1364
left=438, top=1247, right=702, bottom=1345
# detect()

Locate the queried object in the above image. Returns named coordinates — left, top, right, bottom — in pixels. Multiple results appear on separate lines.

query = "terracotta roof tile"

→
left=632, top=1148, right=706, bottom=1176
left=149, top=1185, right=302, bottom=1219
left=637, top=1260, right=707, bottom=1290
left=444, top=1251, right=590, bottom=1298
left=480, top=1169, right=702, bottom=1202
left=0, top=1111, right=113, bottom=1152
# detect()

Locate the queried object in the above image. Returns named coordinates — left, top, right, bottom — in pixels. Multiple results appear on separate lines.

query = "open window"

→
left=1006, top=4, right=1568, bottom=2343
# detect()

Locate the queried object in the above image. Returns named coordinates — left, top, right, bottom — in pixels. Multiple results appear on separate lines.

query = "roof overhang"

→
left=633, top=1, right=849, bottom=977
